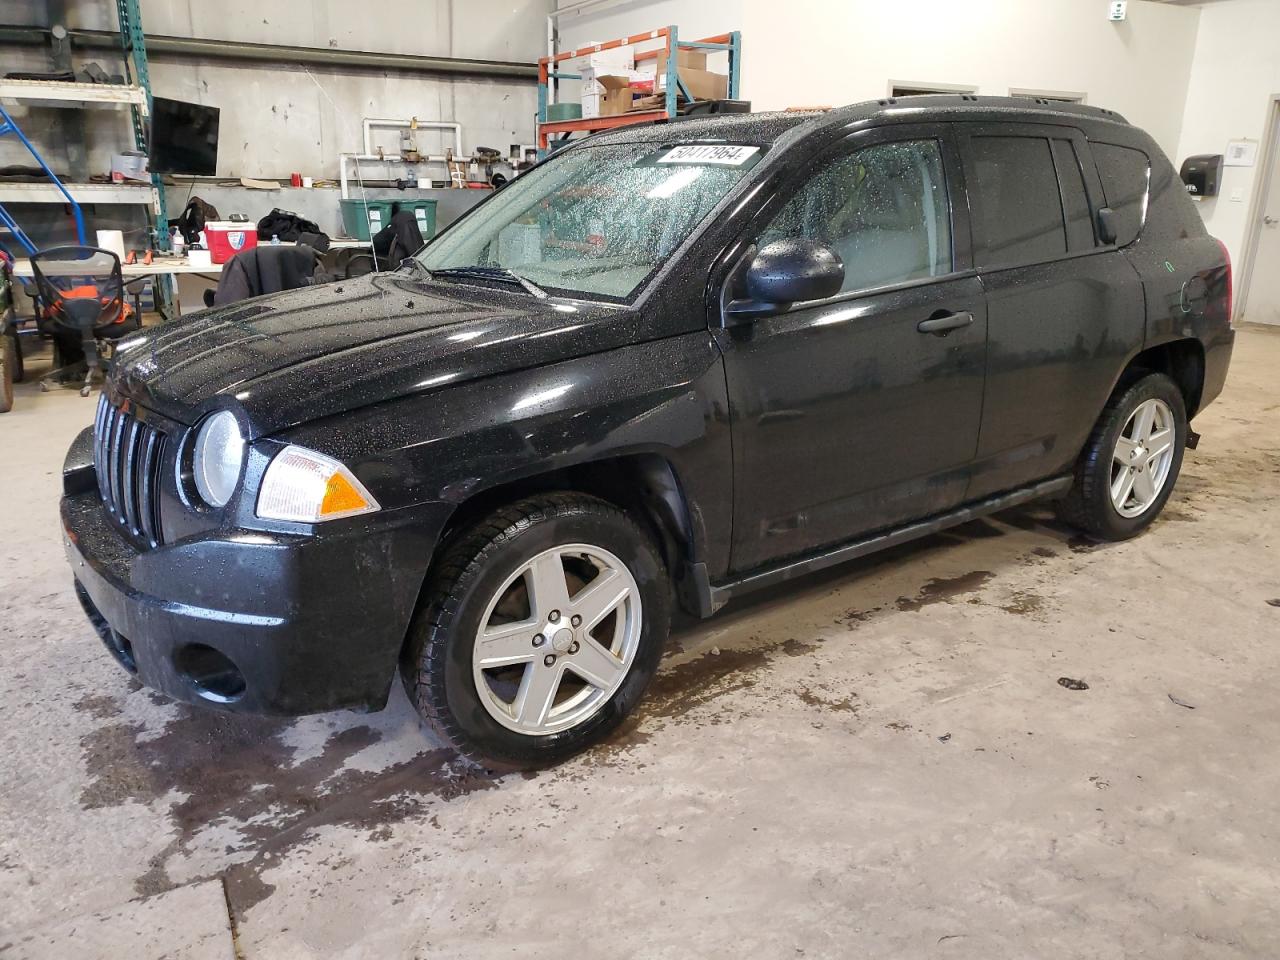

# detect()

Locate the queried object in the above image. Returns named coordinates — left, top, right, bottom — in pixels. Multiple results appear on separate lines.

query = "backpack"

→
left=256, top=208, right=323, bottom=243
left=172, top=197, right=221, bottom=245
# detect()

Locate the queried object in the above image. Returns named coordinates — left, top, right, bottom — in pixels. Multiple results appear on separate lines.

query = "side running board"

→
left=681, top=475, right=1074, bottom=617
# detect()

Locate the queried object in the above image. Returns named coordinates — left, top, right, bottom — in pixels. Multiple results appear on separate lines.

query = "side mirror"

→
left=1097, top=206, right=1118, bottom=245
left=745, top=238, right=845, bottom=306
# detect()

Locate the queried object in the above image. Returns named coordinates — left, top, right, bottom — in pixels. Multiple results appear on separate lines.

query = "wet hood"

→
left=110, top=271, right=637, bottom=437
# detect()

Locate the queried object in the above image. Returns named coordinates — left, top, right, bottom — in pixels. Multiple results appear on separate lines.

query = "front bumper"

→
left=62, top=435, right=448, bottom=716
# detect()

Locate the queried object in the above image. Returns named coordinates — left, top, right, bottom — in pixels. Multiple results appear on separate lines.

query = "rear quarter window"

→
left=1091, top=142, right=1149, bottom=247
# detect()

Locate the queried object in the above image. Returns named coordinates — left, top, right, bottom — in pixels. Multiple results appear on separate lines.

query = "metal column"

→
left=115, top=0, right=174, bottom=315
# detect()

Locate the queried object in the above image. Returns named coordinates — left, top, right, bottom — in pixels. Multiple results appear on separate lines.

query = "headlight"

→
left=256, top=445, right=380, bottom=523
left=192, top=411, right=245, bottom=508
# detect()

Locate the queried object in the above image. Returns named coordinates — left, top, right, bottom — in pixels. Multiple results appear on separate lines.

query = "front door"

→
left=716, top=130, right=988, bottom=572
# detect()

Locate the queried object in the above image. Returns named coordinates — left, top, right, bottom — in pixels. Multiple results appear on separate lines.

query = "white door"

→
left=1244, top=105, right=1280, bottom=325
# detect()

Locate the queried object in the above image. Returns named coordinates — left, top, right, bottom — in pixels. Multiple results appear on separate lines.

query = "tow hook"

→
left=1186, top=429, right=1201, bottom=450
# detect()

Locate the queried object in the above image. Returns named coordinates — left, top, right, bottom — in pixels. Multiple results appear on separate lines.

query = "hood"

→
left=110, top=271, right=637, bottom=437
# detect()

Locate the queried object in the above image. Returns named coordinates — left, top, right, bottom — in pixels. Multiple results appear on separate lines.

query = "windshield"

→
left=415, top=142, right=763, bottom=301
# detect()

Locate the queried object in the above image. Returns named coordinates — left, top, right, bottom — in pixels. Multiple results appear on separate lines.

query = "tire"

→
left=1056, top=371, right=1187, bottom=541
left=402, top=492, right=671, bottom=768
left=8, top=326, right=22, bottom=383
left=0, top=329, right=15, bottom=414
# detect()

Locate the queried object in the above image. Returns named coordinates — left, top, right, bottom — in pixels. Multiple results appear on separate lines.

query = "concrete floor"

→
left=2, top=327, right=1279, bottom=959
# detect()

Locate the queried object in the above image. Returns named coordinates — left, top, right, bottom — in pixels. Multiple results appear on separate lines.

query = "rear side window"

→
left=968, top=136, right=1066, bottom=267
left=760, top=139, right=952, bottom=294
left=1052, top=139, right=1095, bottom=251
left=1092, top=142, right=1150, bottom=246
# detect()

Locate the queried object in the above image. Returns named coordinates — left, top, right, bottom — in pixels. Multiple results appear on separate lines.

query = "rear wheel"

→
left=0, top=328, right=15, bottom=413
left=1056, top=372, right=1187, bottom=540
left=8, top=325, right=22, bottom=383
left=402, top=493, right=670, bottom=767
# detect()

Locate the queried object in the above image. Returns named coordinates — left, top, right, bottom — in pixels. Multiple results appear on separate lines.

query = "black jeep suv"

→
left=62, top=97, right=1233, bottom=766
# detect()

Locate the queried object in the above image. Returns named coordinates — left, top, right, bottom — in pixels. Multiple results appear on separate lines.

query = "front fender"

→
left=278, top=332, right=734, bottom=578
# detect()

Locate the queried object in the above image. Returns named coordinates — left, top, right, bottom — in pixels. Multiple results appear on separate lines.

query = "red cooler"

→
left=205, top=221, right=258, bottom=264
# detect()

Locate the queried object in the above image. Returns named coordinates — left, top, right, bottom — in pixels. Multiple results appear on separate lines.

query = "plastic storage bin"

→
left=340, top=198, right=438, bottom=241
left=339, top=199, right=394, bottom=241
left=394, top=199, right=438, bottom=240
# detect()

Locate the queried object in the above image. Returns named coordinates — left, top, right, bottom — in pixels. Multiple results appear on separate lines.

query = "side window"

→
left=760, top=140, right=952, bottom=294
left=1092, top=142, right=1150, bottom=247
left=1051, top=139, right=1096, bottom=251
left=968, top=136, right=1066, bottom=267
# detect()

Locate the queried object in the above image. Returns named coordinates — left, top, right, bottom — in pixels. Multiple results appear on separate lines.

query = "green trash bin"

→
left=392, top=198, right=438, bottom=241
left=340, top=198, right=438, bottom=241
left=339, top=198, right=394, bottom=241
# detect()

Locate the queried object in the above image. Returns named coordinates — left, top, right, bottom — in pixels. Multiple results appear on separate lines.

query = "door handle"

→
left=917, top=311, right=974, bottom=336
left=1265, top=215, right=1278, bottom=226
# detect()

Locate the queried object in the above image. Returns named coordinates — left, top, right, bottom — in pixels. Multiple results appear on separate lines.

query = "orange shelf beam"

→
left=537, top=110, right=667, bottom=150
left=544, top=28, right=671, bottom=68
left=536, top=27, right=741, bottom=155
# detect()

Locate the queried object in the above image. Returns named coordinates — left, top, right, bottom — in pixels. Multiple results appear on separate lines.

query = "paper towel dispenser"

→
left=1179, top=154, right=1223, bottom=198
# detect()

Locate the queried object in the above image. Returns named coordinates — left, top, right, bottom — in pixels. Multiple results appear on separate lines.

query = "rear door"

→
left=716, top=125, right=988, bottom=571
left=958, top=123, right=1145, bottom=500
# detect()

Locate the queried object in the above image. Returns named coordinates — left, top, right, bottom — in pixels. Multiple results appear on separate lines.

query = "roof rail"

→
left=860, top=93, right=1130, bottom=125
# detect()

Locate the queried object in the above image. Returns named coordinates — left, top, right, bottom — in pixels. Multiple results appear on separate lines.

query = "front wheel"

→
left=402, top=493, right=670, bottom=767
left=1056, top=371, right=1187, bottom=540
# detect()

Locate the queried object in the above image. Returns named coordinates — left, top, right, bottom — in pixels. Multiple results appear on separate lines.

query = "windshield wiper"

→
left=401, top=257, right=432, bottom=279
left=430, top=266, right=548, bottom=299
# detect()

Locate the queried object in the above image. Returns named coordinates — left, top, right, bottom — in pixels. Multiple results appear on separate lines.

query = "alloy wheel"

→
left=1110, top=397, right=1176, bottom=518
left=471, top=543, right=642, bottom=735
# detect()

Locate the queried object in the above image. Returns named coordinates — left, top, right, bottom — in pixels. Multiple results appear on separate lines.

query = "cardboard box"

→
left=630, top=94, right=667, bottom=112
left=582, top=47, right=633, bottom=73
left=109, top=151, right=148, bottom=183
left=581, top=65, right=643, bottom=94
left=580, top=93, right=605, bottom=120
left=628, top=60, right=656, bottom=90
left=654, top=50, right=727, bottom=102
left=581, top=74, right=637, bottom=119
left=668, top=48, right=707, bottom=70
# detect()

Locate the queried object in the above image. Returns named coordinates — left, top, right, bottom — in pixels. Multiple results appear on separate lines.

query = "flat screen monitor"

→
left=149, top=97, right=220, bottom=176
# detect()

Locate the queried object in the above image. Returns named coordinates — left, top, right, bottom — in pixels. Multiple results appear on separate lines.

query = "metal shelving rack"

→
left=537, top=26, right=741, bottom=155
left=0, top=0, right=168, bottom=243
left=114, top=0, right=168, bottom=248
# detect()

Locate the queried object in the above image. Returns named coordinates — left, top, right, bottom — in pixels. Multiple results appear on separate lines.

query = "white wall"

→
left=739, top=0, right=1202, bottom=158
left=1174, top=0, right=1280, bottom=269
left=556, top=0, right=743, bottom=52
left=555, top=0, right=1200, bottom=159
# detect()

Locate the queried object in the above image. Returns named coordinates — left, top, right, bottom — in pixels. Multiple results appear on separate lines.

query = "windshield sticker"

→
left=657, top=144, right=761, bottom=166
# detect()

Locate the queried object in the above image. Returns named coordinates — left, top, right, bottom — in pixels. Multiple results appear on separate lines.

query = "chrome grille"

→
left=94, top=393, right=167, bottom=547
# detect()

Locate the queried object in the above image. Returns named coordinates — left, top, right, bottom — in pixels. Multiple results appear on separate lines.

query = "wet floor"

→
left=3, top=327, right=1280, bottom=958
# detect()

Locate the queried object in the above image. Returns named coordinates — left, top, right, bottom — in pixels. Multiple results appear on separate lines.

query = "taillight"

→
left=1215, top=238, right=1233, bottom=325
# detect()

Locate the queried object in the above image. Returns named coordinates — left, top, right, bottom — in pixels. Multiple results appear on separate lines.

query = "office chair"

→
left=333, top=247, right=376, bottom=278
left=29, top=246, right=137, bottom=397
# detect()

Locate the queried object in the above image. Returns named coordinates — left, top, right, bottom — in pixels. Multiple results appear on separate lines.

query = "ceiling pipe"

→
left=0, top=26, right=538, bottom=80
